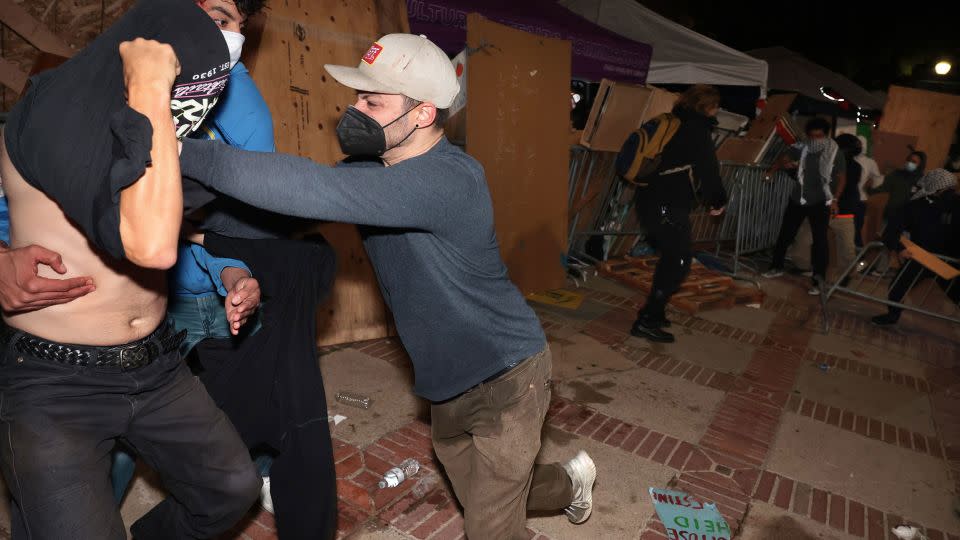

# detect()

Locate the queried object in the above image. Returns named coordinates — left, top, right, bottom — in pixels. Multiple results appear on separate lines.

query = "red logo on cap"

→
left=362, top=43, right=384, bottom=65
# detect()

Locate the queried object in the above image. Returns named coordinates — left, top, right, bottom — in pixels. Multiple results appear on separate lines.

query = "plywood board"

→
left=716, top=137, right=767, bottom=164
left=747, top=93, right=796, bottom=139
left=642, top=86, right=679, bottom=123
left=466, top=14, right=570, bottom=294
left=901, top=236, right=960, bottom=280
left=580, top=79, right=654, bottom=152
left=881, top=86, right=960, bottom=172
left=870, top=130, right=918, bottom=176
left=244, top=0, right=408, bottom=346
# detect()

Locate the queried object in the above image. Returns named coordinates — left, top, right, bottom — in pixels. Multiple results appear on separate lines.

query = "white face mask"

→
left=221, top=30, right=245, bottom=69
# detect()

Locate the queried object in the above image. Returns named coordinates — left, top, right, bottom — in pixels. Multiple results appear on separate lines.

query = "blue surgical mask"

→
left=905, top=162, right=918, bottom=172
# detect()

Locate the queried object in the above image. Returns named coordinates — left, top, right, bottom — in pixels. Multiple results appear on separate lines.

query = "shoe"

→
left=260, top=476, right=274, bottom=514
left=630, top=319, right=675, bottom=343
left=761, top=268, right=784, bottom=278
left=562, top=451, right=596, bottom=524
left=871, top=313, right=899, bottom=326
left=801, top=270, right=814, bottom=278
left=807, top=286, right=821, bottom=296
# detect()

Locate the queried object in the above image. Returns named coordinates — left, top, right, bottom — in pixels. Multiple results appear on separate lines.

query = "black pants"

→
left=637, top=203, right=692, bottom=320
left=201, top=234, right=338, bottom=540
left=0, top=327, right=260, bottom=539
left=852, top=201, right=866, bottom=248
left=771, top=201, right=830, bottom=279
left=885, top=261, right=960, bottom=319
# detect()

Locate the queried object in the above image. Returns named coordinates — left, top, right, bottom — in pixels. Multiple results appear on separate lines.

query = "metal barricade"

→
left=822, top=242, right=960, bottom=332
left=717, top=163, right=794, bottom=274
left=566, top=155, right=796, bottom=277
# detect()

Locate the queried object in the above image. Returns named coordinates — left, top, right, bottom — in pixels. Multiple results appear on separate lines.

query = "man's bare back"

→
left=1, top=133, right=167, bottom=345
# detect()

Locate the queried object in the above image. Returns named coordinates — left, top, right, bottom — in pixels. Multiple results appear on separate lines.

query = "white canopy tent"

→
left=558, top=0, right=768, bottom=93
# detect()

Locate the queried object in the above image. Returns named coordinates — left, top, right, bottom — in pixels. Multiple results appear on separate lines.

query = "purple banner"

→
left=407, top=0, right=652, bottom=84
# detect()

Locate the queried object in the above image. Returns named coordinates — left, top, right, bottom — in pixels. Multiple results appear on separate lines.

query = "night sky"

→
left=641, top=0, right=960, bottom=93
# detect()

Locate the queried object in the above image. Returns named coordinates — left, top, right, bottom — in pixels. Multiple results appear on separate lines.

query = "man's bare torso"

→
left=0, top=133, right=168, bottom=345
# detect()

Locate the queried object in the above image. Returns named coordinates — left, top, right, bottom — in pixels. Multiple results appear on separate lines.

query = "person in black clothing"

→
left=870, top=150, right=927, bottom=253
left=629, top=85, right=728, bottom=343
left=872, top=169, right=960, bottom=325
left=833, top=134, right=865, bottom=282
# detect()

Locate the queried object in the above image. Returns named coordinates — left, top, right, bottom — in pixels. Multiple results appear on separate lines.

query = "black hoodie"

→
left=3, top=0, right=229, bottom=260
left=636, top=106, right=727, bottom=210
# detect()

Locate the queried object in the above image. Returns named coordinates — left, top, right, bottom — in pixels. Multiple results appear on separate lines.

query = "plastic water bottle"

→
left=378, top=458, right=420, bottom=489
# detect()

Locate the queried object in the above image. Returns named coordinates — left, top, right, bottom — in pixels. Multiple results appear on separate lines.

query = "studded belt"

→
left=0, top=322, right=186, bottom=371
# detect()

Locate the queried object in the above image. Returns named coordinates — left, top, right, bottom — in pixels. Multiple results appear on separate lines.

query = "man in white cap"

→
left=176, top=33, right=597, bottom=538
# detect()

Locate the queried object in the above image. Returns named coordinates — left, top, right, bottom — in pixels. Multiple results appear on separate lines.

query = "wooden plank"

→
left=881, top=86, right=960, bottom=173
left=599, top=256, right=762, bottom=313
left=870, top=130, right=918, bottom=176
left=716, top=137, right=767, bottom=164
left=580, top=79, right=653, bottom=152
left=244, top=0, right=408, bottom=346
left=642, top=86, right=678, bottom=123
left=901, top=236, right=960, bottom=281
left=747, top=93, right=796, bottom=139
left=0, top=0, right=75, bottom=57
left=466, top=14, right=570, bottom=294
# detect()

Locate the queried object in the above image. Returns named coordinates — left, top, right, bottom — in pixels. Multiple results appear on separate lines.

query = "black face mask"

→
left=335, top=105, right=419, bottom=157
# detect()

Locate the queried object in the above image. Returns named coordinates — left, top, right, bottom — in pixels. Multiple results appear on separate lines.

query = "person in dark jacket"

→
left=871, top=169, right=960, bottom=325
left=866, top=150, right=927, bottom=275
left=629, top=85, right=727, bottom=343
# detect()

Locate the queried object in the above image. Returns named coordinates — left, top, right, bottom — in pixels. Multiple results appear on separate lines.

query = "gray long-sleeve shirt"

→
left=179, top=137, right=546, bottom=402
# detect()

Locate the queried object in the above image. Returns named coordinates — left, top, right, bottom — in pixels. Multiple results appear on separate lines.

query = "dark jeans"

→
left=431, top=348, right=573, bottom=540
left=885, top=261, right=960, bottom=319
left=637, top=203, right=693, bottom=320
left=771, top=201, right=830, bottom=280
left=0, top=327, right=261, bottom=539
left=852, top=200, right=866, bottom=248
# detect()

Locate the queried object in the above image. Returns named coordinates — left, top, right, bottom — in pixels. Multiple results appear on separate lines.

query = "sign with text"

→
left=650, top=488, right=731, bottom=540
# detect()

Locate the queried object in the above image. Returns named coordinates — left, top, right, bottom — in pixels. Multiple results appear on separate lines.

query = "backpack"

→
left=615, top=113, right=682, bottom=185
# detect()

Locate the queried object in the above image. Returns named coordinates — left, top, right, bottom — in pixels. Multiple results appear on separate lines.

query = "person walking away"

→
left=629, top=85, right=727, bottom=343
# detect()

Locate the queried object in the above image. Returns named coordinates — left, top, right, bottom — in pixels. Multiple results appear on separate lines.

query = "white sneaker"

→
left=808, top=286, right=821, bottom=296
left=761, top=268, right=784, bottom=278
left=562, top=451, right=597, bottom=524
left=801, top=270, right=814, bottom=278
left=260, top=476, right=274, bottom=514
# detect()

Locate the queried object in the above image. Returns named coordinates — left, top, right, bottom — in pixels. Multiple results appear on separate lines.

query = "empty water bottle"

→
left=378, top=458, right=420, bottom=489
left=335, top=391, right=371, bottom=409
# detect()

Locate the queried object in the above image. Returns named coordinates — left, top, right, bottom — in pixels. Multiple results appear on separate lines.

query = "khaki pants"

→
left=431, top=348, right=573, bottom=539
left=789, top=215, right=857, bottom=279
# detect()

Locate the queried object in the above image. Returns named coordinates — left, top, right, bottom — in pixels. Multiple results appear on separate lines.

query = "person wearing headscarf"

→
left=763, top=117, right=846, bottom=295
left=872, top=168, right=960, bottom=326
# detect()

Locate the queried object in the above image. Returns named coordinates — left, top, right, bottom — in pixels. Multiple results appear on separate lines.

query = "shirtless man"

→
left=0, top=1, right=260, bottom=538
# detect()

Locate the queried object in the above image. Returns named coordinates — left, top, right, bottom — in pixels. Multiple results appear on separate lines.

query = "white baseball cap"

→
left=324, top=33, right=459, bottom=109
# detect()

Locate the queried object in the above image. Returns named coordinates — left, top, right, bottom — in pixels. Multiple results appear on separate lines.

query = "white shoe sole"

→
left=564, top=450, right=596, bottom=524
left=260, top=477, right=274, bottom=515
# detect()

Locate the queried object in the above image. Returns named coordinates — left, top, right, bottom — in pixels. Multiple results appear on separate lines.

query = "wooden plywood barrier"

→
left=881, top=86, right=960, bottom=172
left=466, top=14, right=570, bottom=294
left=579, top=79, right=677, bottom=152
left=243, top=0, right=409, bottom=346
left=871, top=130, right=918, bottom=175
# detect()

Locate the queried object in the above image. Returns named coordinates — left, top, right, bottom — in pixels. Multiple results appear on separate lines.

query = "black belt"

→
left=0, top=322, right=186, bottom=371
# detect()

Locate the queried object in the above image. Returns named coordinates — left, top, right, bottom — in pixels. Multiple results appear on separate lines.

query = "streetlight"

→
left=935, top=61, right=952, bottom=76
